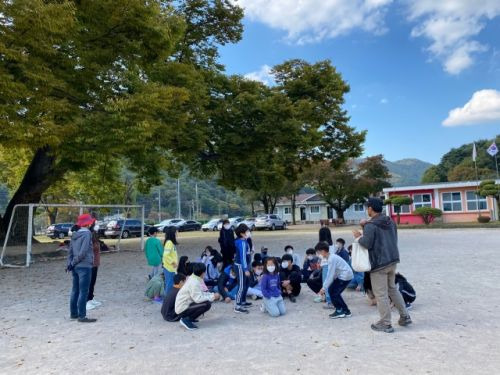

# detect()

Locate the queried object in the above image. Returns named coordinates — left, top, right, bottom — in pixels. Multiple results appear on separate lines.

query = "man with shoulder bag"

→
left=353, top=197, right=412, bottom=333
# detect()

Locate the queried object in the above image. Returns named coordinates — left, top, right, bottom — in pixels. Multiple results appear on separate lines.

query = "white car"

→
left=217, top=217, right=245, bottom=230
left=241, top=217, right=256, bottom=231
left=202, top=218, right=222, bottom=232
left=255, top=214, right=286, bottom=230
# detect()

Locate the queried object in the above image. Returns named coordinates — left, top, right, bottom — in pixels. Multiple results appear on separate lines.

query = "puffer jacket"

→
left=358, top=214, right=399, bottom=272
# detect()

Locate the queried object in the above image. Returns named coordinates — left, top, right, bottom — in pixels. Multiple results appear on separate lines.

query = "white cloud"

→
left=244, top=64, right=274, bottom=85
left=443, top=89, right=500, bottom=126
left=380, top=98, right=388, bottom=104
left=407, top=0, right=500, bottom=74
left=232, top=0, right=393, bottom=44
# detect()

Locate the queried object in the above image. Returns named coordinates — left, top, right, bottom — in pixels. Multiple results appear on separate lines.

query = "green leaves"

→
left=413, top=207, right=442, bottom=225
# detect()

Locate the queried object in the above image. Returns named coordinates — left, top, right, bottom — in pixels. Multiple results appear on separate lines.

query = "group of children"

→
left=144, top=223, right=416, bottom=331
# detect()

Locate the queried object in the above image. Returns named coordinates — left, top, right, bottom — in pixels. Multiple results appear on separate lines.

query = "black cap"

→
left=367, top=197, right=383, bottom=213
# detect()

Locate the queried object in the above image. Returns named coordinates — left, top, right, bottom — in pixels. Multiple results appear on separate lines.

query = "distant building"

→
left=383, top=180, right=500, bottom=224
left=274, top=193, right=367, bottom=224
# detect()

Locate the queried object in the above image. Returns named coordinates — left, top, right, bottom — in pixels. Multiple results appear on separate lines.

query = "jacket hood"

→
left=368, top=214, right=393, bottom=230
left=72, top=228, right=90, bottom=240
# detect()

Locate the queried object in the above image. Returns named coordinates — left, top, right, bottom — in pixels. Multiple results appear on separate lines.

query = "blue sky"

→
left=219, top=1, right=500, bottom=164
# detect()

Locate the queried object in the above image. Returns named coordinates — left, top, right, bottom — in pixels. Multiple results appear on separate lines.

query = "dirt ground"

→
left=1, top=227, right=500, bottom=375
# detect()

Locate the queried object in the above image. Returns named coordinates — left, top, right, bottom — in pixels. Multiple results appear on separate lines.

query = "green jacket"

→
left=145, top=274, right=165, bottom=298
left=144, top=237, right=163, bottom=266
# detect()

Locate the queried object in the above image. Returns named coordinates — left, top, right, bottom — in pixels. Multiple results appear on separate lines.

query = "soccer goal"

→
left=0, top=203, right=145, bottom=268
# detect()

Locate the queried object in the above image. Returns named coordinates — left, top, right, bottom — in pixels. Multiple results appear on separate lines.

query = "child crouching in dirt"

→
left=145, top=273, right=165, bottom=303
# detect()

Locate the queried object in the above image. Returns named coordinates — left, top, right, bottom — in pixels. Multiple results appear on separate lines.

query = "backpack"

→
left=395, top=273, right=416, bottom=304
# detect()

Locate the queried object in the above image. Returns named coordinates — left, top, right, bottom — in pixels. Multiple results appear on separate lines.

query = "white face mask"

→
left=224, top=224, right=231, bottom=230
left=229, top=273, right=236, bottom=279
left=255, top=269, right=263, bottom=276
left=281, top=261, right=289, bottom=269
left=245, top=231, right=251, bottom=238
left=335, top=243, right=342, bottom=250
left=217, top=263, right=223, bottom=271
left=286, top=249, right=293, bottom=254
left=267, top=265, right=275, bottom=273
left=209, top=255, right=214, bottom=260
left=307, top=255, right=314, bottom=261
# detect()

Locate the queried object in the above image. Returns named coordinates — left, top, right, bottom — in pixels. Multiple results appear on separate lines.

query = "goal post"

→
left=1, top=203, right=145, bottom=268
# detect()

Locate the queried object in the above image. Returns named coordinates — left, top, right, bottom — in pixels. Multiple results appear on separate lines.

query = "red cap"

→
left=76, top=213, right=95, bottom=227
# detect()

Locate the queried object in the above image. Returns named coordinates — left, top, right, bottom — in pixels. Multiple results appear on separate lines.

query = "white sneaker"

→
left=86, top=301, right=96, bottom=310
left=91, top=300, right=102, bottom=307
left=260, top=303, right=266, bottom=313
left=250, top=294, right=258, bottom=300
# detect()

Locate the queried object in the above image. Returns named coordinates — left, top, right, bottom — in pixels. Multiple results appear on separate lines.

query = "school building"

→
left=383, top=180, right=500, bottom=224
left=274, top=194, right=367, bottom=224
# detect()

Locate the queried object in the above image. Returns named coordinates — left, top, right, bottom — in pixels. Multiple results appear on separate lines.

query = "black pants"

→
left=328, top=278, right=350, bottom=312
left=87, top=266, right=98, bottom=301
left=307, top=275, right=323, bottom=294
left=234, top=263, right=249, bottom=305
left=180, top=301, right=211, bottom=321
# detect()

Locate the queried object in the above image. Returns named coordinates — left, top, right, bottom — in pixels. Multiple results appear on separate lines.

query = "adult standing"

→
left=67, top=214, right=97, bottom=323
left=86, top=221, right=101, bottom=310
left=218, top=219, right=236, bottom=267
left=353, top=197, right=412, bottom=333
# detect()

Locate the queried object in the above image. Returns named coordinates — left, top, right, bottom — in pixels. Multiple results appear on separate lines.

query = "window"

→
left=284, top=207, right=292, bottom=215
left=413, top=194, right=432, bottom=209
left=466, top=191, right=487, bottom=211
left=392, top=195, right=411, bottom=214
left=353, top=203, right=364, bottom=212
left=270, top=215, right=277, bottom=219
left=442, top=192, right=462, bottom=212
left=310, top=205, right=320, bottom=214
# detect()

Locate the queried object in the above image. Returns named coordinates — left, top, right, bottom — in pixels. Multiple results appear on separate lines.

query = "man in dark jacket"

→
left=353, top=197, right=411, bottom=333
left=218, top=219, right=236, bottom=267
left=67, top=214, right=97, bottom=323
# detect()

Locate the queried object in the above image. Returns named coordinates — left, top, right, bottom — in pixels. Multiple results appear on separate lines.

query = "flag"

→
left=472, top=143, right=477, bottom=162
left=487, top=142, right=498, bottom=157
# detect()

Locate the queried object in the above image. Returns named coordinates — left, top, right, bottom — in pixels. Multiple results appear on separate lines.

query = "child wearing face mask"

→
left=247, top=261, right=264, bottom=300
left=204, top=249, right=223, bottom=290
left=215, top=265, right=239, bottom=302
left=284, top=245, right=301, bottom=271
left=233, top=224, right=252, bottom=313
left=302, top=248, right=320, bottom=281
left=334, top=238, right=350, bottom=263
left=218, top=219, right=236, bottom=267
left=260, top=257, right=286, bottom=317
left=279, top=254, right=302, bottom=302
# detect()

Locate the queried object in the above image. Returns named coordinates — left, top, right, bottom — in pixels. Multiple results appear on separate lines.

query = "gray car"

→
left=254, top=214, right=286, bottom=230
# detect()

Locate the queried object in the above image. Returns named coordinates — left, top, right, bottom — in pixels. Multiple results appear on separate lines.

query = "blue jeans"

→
left=328, top=278, right=351, bottom=312
left=150, top=265, right=162, bottom=278
left=70, top=267, right=92, bottom=319
left=264, top=296, right=286, bottom=317
left=163, top=268, right=175, bottom=294
left=214, top=285, right=239, bottom=300
left=322, top=266, right=331, bottom=304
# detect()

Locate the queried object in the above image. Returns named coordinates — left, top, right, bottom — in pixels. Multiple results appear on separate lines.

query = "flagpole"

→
left=495, top=154, right=499, bottom=179
left=473, top=143, right=480, bottom=217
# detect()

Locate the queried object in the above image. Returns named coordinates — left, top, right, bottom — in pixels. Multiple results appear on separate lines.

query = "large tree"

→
left=0, top=0, right=243, bottom=236
left=306, top=156, right=390, bottom=221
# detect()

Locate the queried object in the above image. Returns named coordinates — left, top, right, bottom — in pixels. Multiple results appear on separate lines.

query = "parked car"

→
left=217, top=217, right=245, bottom=230
left=178, top=220, right=202, bottom=232
left=202, top=218, right=222, bottom=232
left=154, top=219, right=176, bottom=232
left=104, top=219, right=148, bottom=239
left=46, top=223, right=73, bottom=239
left=255, top=214, right=286, bottom=230
left=68, top=220, right=108, bottom=238
left=241, top=217, right=256, bottom=231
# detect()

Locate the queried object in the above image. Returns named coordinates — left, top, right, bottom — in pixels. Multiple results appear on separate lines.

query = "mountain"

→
left=385, top=159, right=434, bottom=187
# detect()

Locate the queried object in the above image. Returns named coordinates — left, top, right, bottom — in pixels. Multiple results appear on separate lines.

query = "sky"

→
left=219, top=0, right=500, bottom=164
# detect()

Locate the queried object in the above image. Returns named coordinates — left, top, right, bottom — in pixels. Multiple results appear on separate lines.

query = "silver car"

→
left=255, top=214, right=286, bottom=230
left=202, top=218, right=222, bottom=232
left=241, top=217, right=256, bottom=231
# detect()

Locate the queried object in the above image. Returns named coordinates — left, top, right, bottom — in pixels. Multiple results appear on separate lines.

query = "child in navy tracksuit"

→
left=234, top=224, right=252, bottom=314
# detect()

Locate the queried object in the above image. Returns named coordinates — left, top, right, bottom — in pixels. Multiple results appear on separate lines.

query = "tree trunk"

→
left=250, top=201, right=255, bottom=217
left=46, top=207, right=59, bottom=225
left=0, top=147, right=62, bottom=241
left=260, top=196, right=270, bottom=214
left=334, top=208, right=345, bottom=221
left=291, top=194, right=296, bottom=225
left=270, top=196, right=278, bottom=214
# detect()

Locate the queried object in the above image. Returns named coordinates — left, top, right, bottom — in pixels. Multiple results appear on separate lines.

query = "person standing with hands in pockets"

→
left=163, top=226, right=179, bottom=294
left=233, top=224, right=252, bottom=314
left=353, top=197, right=412, bottom=333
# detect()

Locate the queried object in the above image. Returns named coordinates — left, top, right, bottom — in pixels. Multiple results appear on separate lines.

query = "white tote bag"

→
left=351, top=240, right=371, bottom=272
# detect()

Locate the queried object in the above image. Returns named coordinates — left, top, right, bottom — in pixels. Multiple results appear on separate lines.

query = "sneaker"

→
left=78, top=317, right=97, bottom=323
left=242, top=302, right=252, bottom=307
left=313, top=296, right=323, bottom=303
left=405, top=303, right=413, bottom=310
left=260, top=303, right=266, bottom=313
left=86, top=301, right=96, bottom=311
left=329, top=310, right=346, bottom=319
left=322, top=303, right=335, bottom=310
left=92, top=300, right=102, bottom=307
left=289, top=295, right=296, bottom=303
left=343, top=309, right=352, bottom=318
left=153, top=298, right=162, bottom=305
left=234, top=306, right=249, bottom=314
left=180, top=318, right=198, bottom=331
left=371, top=322, right=394, bottom=333
left=250, top=294, right=258, bottom=300
left=70, top=316, right=78, bottom=320
left=398, top=315, right=412, bottom=327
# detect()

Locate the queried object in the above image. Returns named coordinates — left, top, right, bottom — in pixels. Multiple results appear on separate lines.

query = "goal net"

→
left=1, top=204, right=145, bottom=268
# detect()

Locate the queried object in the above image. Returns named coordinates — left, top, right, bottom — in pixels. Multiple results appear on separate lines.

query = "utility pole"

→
left=177, top=179, right=181, bottom=218
left=195, top=183, right=199, bottom=219
left=157, top=188, right=161, bottom=222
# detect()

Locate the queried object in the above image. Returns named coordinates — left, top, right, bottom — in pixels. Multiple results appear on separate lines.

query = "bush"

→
left=478, top=216, right=491, bottom=223
left=413, top=207, right=442, bottom=225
